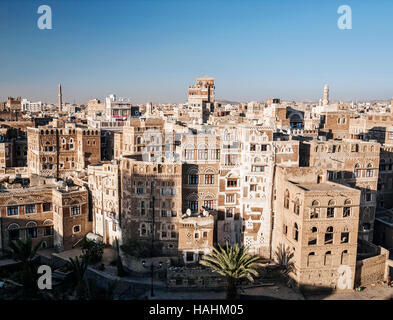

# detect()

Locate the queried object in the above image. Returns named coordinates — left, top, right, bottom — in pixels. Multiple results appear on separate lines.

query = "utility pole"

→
left=142, top=181, right=162, bottom=297
left=151, top=180, right=155, bottom=296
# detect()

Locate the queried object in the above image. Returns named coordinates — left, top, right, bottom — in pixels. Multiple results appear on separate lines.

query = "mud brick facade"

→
left=0, top=184, right=91, bottom=253
left=273, top=166, right=361, bottom=290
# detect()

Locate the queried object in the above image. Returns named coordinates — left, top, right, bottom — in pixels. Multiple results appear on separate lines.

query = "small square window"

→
left=71, top=206, right=81, bottom=216
left=7, top=206, right=19, bottom=216
left=25, top=204, right=36, bottom=214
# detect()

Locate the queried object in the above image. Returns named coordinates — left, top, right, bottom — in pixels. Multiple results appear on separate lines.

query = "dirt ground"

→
left=304, top=283, right=393, bottom=300
left=82, top=248, right=393, bottom=300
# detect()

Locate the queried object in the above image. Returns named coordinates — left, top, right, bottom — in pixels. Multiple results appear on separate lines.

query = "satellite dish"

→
left=186, top=209, right=192, bottom=216
left=202, top=210, right=208, bottom=217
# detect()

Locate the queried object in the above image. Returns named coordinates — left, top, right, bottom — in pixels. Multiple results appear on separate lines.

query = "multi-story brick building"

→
left=88, top=161, right=121, bottom=245
left=319, top=111, right=352, bottom=140
left=27, top=124, right=101, bottom=178
left=52, top=185, right=92, bottom=250
left=273, top=166, right=361, bottom=290
left=114, top=117, right=169, bottom=161
left=300, top=139, right=380, bottom=242
left=236, top=126, right=275, bottom=257
left=7, top=97, right=21, bottom=112
left=178, top=210, right=214, bottom=264
left=120, top=158, right=182, bottom=256
left=187, top=77, right=215, bottom=123
left=0, top=180, right=91, bottom=253
left=378, top=145, right=393, bottom=209
left=0, top=126, right=28, bottom=169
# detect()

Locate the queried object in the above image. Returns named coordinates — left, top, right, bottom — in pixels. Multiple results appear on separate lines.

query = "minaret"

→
left=58, top=84, right=63, bottom=112
left=323, top=84, right=329, bottom=106
left=146, top=101, right=153, bottom=117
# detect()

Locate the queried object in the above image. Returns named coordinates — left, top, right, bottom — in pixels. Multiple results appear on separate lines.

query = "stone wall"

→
left=355, top=247, right=389, bottom=287
left=85, top=267, right=152, bottom=298
left=167, top=266, right=226, bottom=289
left=121, top=254, right=172, bottom=274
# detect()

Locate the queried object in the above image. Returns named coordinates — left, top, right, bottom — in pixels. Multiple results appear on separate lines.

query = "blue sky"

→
left=0, top=0, right=393, bottom=104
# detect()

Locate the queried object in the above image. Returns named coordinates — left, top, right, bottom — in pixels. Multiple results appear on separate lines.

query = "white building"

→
left=21, top=99, right=45, bottom=112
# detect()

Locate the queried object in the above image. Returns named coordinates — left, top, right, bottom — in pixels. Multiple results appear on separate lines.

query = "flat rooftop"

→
left=289, top=181, right=356, bottom=193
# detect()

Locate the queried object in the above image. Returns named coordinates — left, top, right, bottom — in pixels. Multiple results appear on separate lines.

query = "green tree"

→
left=81, top=238, right=104, bottom=264
left=8, top=237, right=43, bottom=297
left=200, top=243, right=263, bottom=299
left=69, top=255, right=89, bottom=299
left=274, top=244, right=295, bottom=286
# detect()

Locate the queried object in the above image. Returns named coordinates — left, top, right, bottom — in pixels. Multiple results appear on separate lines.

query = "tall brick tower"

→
left=323, top=84, right=329, bottom=106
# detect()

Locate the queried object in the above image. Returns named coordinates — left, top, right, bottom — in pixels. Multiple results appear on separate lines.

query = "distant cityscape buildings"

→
left=0, top=78, right=392, bottom=291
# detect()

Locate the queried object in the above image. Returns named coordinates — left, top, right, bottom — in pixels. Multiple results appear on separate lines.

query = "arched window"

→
left=307, top=252, right=315, bottom=267
left=310, top=200, right=319, bottom=219
left=324, top=251, right=332, bottom=266
left=354, top=163, right=361, bottom=178
left=26, top=221, right=37, bottom=239
left=327, top=200, right=335, bottom=218
left=325, top=226, right=334, bottom=244
left=366, top=163, right=373, bottom=177
left=308, top=227, right=318, bottom=245
left=293, top=223, right=299, bottom=241
left=341, top=250, right=349, bottom=264
left=343, top=199, right=352, bottom=217
left=284, top=189, right=290, bottom=209
left=294, top=198, right=300, bottom=215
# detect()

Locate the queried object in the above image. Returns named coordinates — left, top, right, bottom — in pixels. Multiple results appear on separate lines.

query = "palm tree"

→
left=274, top=244, right=295, bottom=286
left=200, top=243, right=263, bottom=299
left=69, top=255, right=89, bottom=299
left=8, top=237, right=43, bottom=296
